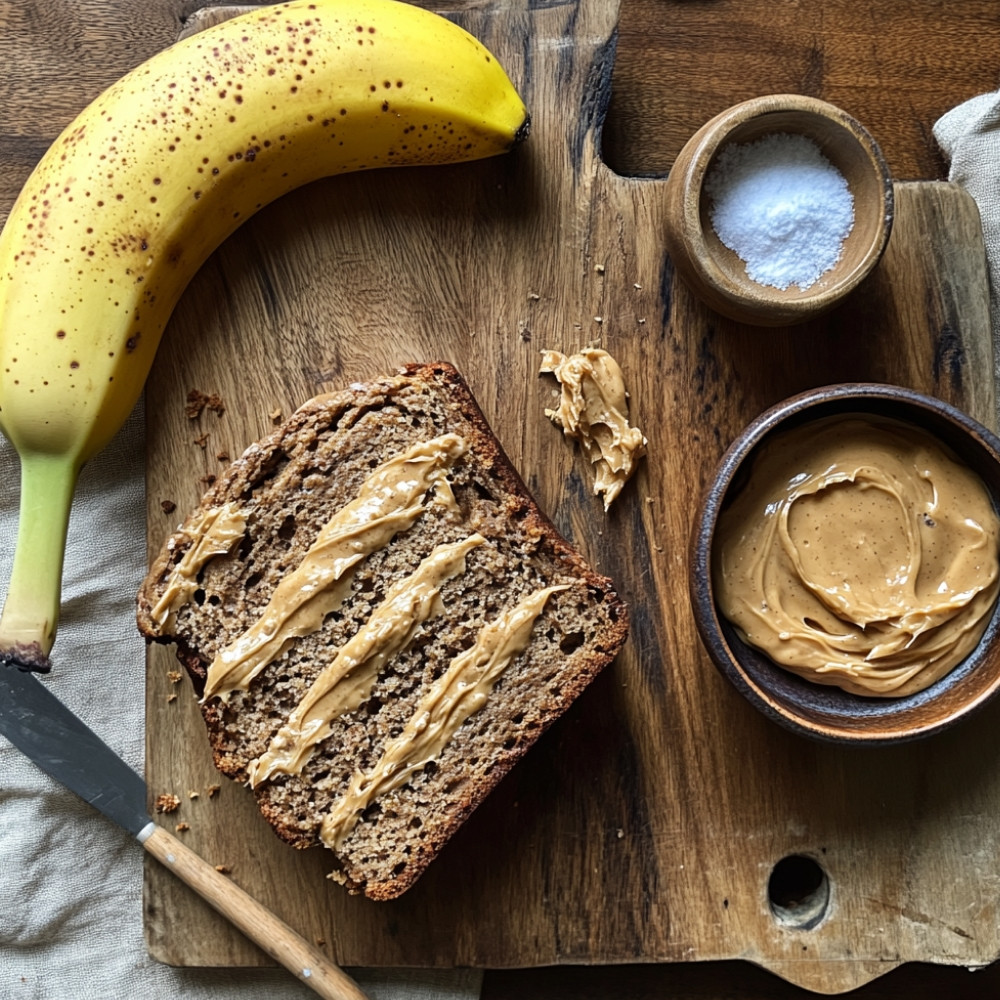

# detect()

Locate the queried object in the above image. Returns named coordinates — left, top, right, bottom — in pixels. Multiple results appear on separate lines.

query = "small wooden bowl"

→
left=663, top=95, right=894, bottom=326
left=690, top=384, right=1000, bottom=745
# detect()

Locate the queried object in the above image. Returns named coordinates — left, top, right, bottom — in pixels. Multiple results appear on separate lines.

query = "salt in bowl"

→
left=663, top=94, right=894, bottom=327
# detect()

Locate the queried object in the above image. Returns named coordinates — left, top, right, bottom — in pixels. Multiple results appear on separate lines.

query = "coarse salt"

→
left=704, top=132, right=855, bottom=291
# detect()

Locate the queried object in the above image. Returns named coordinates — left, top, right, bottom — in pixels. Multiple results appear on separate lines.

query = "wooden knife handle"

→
left=141, top=823, right=369, bottom=1000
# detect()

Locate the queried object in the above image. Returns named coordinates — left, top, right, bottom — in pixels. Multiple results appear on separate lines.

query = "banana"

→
left=0, top=0, right=528, bottom=671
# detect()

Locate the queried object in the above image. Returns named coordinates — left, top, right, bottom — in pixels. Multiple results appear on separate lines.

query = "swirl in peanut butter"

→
left=713, top=415, right=1000, bottom=696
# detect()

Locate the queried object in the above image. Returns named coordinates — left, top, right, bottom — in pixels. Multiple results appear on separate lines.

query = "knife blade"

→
left=0, top=662, right=368, bottom=1000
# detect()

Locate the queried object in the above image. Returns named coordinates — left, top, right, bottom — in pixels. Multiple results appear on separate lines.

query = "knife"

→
left=0, top=662, right=369, bottom=1000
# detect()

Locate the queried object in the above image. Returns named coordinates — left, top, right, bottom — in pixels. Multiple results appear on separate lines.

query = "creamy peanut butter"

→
left=202, top=434, right=467, bottom=703
left=540, top=348, right=646, bottom=510
left=246, top=533, right=486, bottom=786
left=714, top=415, right=1000, bottom=696
left=319, top=583, right=568, bottom=851
left=151, top=502, right=248, bottom=630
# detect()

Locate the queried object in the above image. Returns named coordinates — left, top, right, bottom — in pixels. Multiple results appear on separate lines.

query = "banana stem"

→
left=0, top=452, right=79, bottom=672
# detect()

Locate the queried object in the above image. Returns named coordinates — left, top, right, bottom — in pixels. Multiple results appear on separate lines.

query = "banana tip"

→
left=514, top=114, right=532, bottom=147
left=0, top=644, right=53, bottom=674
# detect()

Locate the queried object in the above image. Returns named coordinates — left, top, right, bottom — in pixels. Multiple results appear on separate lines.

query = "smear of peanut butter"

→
left=246, top=534, right=486, bottom=786
left=319, top=583, right=568, bottom=851
left=201, top=434, right=467, bottom=703
left=151, top=502, right=248, bottom=631
left=540, top=348, right=646, bottom=510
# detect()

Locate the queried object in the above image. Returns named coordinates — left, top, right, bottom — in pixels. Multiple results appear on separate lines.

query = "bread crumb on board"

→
left=186, top=389, right=226, bottom=419
left=155, top=793, right=181, bottom=814
left=160, top=499, right=177, bottom=515
left=175, top=822, right=190, bottom=833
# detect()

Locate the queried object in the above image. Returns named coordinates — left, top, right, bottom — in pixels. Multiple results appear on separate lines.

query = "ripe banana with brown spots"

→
left=0, top=0, right=528, bottom=670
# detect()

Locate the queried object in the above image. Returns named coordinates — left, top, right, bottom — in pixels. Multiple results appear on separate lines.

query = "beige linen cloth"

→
left=0, top=399, right=482, bottom=998
left=934, top=90, right=1000, bottom=392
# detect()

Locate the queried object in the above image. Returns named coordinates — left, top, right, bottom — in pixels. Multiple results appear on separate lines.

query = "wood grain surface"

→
left=605, top=0, right=1000, bottom=183
left=6, top=1, right=1000, bottom=998
left=136, top=1, right=1000, bottom=994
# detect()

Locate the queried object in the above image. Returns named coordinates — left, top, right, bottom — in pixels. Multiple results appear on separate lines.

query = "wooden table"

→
left=5, top=2, right=1000, bottom=997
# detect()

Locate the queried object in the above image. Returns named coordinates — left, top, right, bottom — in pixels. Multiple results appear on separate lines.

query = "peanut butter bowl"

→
left=690, top=384, right=1000, bottom=745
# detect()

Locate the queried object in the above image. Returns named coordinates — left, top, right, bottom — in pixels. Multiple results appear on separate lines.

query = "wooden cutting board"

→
left=143, top=1, right=1000, bottom=993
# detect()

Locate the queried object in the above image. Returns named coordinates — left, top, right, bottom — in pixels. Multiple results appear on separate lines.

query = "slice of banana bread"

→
left=137, top=362, right=629, bottom=900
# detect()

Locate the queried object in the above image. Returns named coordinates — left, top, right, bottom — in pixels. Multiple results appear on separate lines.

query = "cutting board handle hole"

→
left=767, top=854, right=830, bottom=930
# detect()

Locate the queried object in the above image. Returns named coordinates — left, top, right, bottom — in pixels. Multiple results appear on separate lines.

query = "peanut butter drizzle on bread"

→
left=202, top=434, right=467, bottom=702
left=150, top=502, right=248, bottom=630
left=247, top=533, right=485, bottom=786
left=319, top=583, right=567, bottom=852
